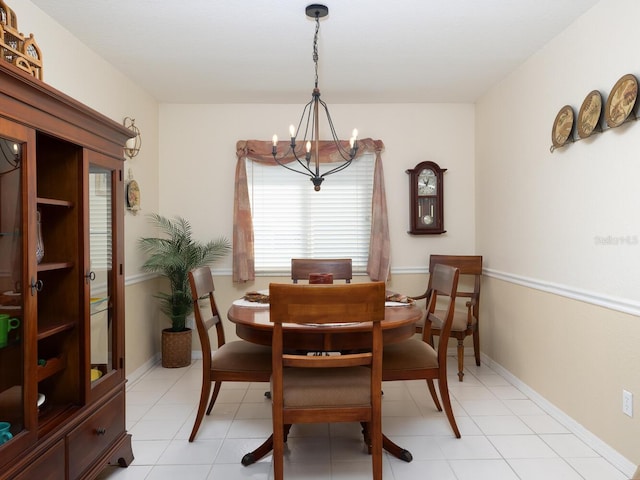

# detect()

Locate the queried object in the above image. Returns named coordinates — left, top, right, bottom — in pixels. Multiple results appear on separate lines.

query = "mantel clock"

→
left=407, top=161, right=446, bottom=235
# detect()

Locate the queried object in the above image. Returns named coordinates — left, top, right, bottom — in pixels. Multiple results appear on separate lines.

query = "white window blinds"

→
left=247, top=153, right=375, bottom=275
left=88, top=171, right=112, bottom=271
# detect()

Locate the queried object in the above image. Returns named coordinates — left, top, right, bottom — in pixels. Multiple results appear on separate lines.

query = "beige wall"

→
left=476, top=0, right=639, bottom=471
left=157, top=103, right=476, bottom=271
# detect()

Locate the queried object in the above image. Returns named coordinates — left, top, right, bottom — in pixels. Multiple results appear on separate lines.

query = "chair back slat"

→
left=291, top=258, right=353, bottom=283
left=428, top=255, right=482, bottom=276
left=270, top=282, right=384, bottom=324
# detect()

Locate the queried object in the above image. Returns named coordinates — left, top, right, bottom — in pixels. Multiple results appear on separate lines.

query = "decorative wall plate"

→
left=551, top=105, right=574, bottom=148
left=577, top=90, right=602, bottom=138
left=126, top=179, right=140, bottom=211
left=605, top=74, right=638, bottom=128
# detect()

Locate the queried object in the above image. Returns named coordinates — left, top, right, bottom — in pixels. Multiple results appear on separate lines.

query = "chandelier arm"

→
left=298, top=98, right=314, bottom=145
left=321, top=159, right=353, bottom=178
left=273, top=152, right=315, bottom=178
left=320, top=99, right=357, bottom=161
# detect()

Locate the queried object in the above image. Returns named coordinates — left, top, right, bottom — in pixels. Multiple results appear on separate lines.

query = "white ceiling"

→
left=30, top=0, right=599, bottom=104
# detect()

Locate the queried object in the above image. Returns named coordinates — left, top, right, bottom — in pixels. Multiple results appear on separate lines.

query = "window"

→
left=247, top=153, right=375, bottom=274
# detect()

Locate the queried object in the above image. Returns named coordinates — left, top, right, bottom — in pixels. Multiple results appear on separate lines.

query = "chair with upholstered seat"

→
left=382, top=263, right=461, bottom=438
left=269, top=282, right=385, bottom=480
left=291, top=258, right=352, bottom=283
left=187, top=267, right=272, bottom=442
left=414, top=255, right=482, bottom=382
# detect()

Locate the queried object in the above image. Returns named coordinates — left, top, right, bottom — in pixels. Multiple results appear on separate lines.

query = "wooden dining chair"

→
left=187, top=267, right=272, bottom=442
left=382, top=263, right=461, bottom=438
left=291, top=258, right=352, bottom=283
left=414, top=255, right=483, bottom=381
left=269, top=282, right=386, bottom=480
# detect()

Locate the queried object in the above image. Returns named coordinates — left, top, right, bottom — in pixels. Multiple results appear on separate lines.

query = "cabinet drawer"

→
left=12, top=439, right=65, bottom=480
left=67, top=392, right=125, bottom=480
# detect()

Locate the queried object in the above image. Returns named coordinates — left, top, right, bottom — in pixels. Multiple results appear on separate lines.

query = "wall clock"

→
left=406, top=161, right=446, bottom=235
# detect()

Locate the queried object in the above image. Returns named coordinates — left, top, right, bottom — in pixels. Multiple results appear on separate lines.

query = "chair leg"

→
left=370, top=418, right=382, bottom=480
left=427, top=379, right=442, bottom=411
left=272, top=418, right=285, bottom=480
left=360, top=422, right=372, bottom=453
left=189, top=380, right=213, bottom=442
left=283, top=423, right=292, bottom=442
left=205, top=381, right=222, bottom=415
left=438, top=373, right=461, bottom=438
left=456, top=339, right=465, bottom=381
left=473, top=329, right=481, bottom=366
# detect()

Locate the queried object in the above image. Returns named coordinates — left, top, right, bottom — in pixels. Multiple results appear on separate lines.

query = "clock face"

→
left=417, top=169, right=436, bottom=196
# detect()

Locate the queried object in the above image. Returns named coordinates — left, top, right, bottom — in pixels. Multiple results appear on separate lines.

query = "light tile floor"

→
left=96, top=357, right=629, bottom=480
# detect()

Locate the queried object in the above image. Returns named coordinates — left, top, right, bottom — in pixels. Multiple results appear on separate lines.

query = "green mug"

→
left=0, top=314, right=20, bottom=348
left=0, top=422, right=12, bottom=444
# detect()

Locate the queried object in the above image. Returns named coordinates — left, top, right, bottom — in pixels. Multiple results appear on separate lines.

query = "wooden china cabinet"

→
left=0, top=61, right=133, bottom=478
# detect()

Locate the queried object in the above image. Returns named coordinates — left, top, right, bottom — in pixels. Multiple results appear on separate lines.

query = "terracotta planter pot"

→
left=161, top=328, right=192, bottom=368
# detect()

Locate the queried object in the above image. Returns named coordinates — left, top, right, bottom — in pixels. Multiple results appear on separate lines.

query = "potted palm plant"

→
left=139, top=213, right=231, bottom=367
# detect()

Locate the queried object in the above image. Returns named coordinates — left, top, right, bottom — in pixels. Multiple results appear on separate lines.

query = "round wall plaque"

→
left=605, top=74, right=638, bottom=128
left=577, top=90, right=602, bottom=139
left=551, top=105, right=574, bottom=149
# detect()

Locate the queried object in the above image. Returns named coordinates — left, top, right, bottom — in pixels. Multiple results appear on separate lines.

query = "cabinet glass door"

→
left=88, top=164, right=114, bottom=383
left=0, top=136, right=23, bottom=442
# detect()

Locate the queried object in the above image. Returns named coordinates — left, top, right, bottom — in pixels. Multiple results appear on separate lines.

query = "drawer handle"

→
left=96, top=427, right=106, bottom=436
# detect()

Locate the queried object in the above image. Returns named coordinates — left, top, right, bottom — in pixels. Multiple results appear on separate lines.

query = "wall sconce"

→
left=123, top=117, right=142, bottom=158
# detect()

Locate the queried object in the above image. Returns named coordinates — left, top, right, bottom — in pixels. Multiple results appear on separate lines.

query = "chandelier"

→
left=272, top=4, right=358, bottom=191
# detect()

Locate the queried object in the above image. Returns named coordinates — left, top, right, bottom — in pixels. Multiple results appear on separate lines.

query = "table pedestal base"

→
left=241, top=424, right=413, bottom=466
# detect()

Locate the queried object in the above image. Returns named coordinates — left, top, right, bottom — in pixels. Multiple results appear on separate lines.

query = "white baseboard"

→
left=481, top=352, right=636, bottom=478
left=126, top=353, right=161, bottom=388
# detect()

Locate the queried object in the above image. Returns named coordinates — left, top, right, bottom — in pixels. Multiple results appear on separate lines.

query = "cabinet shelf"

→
left=36, top=355, right=66, bottom=382
left=36, top=197, right=74, bottom=208
left=37, top=262, right=74, bottom=272
left=37, top=320, right=75, bottom=340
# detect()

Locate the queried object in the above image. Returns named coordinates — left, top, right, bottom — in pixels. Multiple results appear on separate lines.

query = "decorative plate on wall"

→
left=551, top=105, right=574, bottom=149
left=577, top=90, right=602, bottom=138
left=605, top=74, right=638, bottom=128
left=126, top=179, right=140, bottom=211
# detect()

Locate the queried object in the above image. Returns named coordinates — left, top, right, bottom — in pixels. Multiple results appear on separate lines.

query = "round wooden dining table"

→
left=227, top=300, right=423, bottom=465
left=228, top=301, right=421, bottom=351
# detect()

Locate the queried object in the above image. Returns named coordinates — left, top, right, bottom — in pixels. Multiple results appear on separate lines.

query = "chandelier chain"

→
left=313, top=13, right=320, bottom=89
